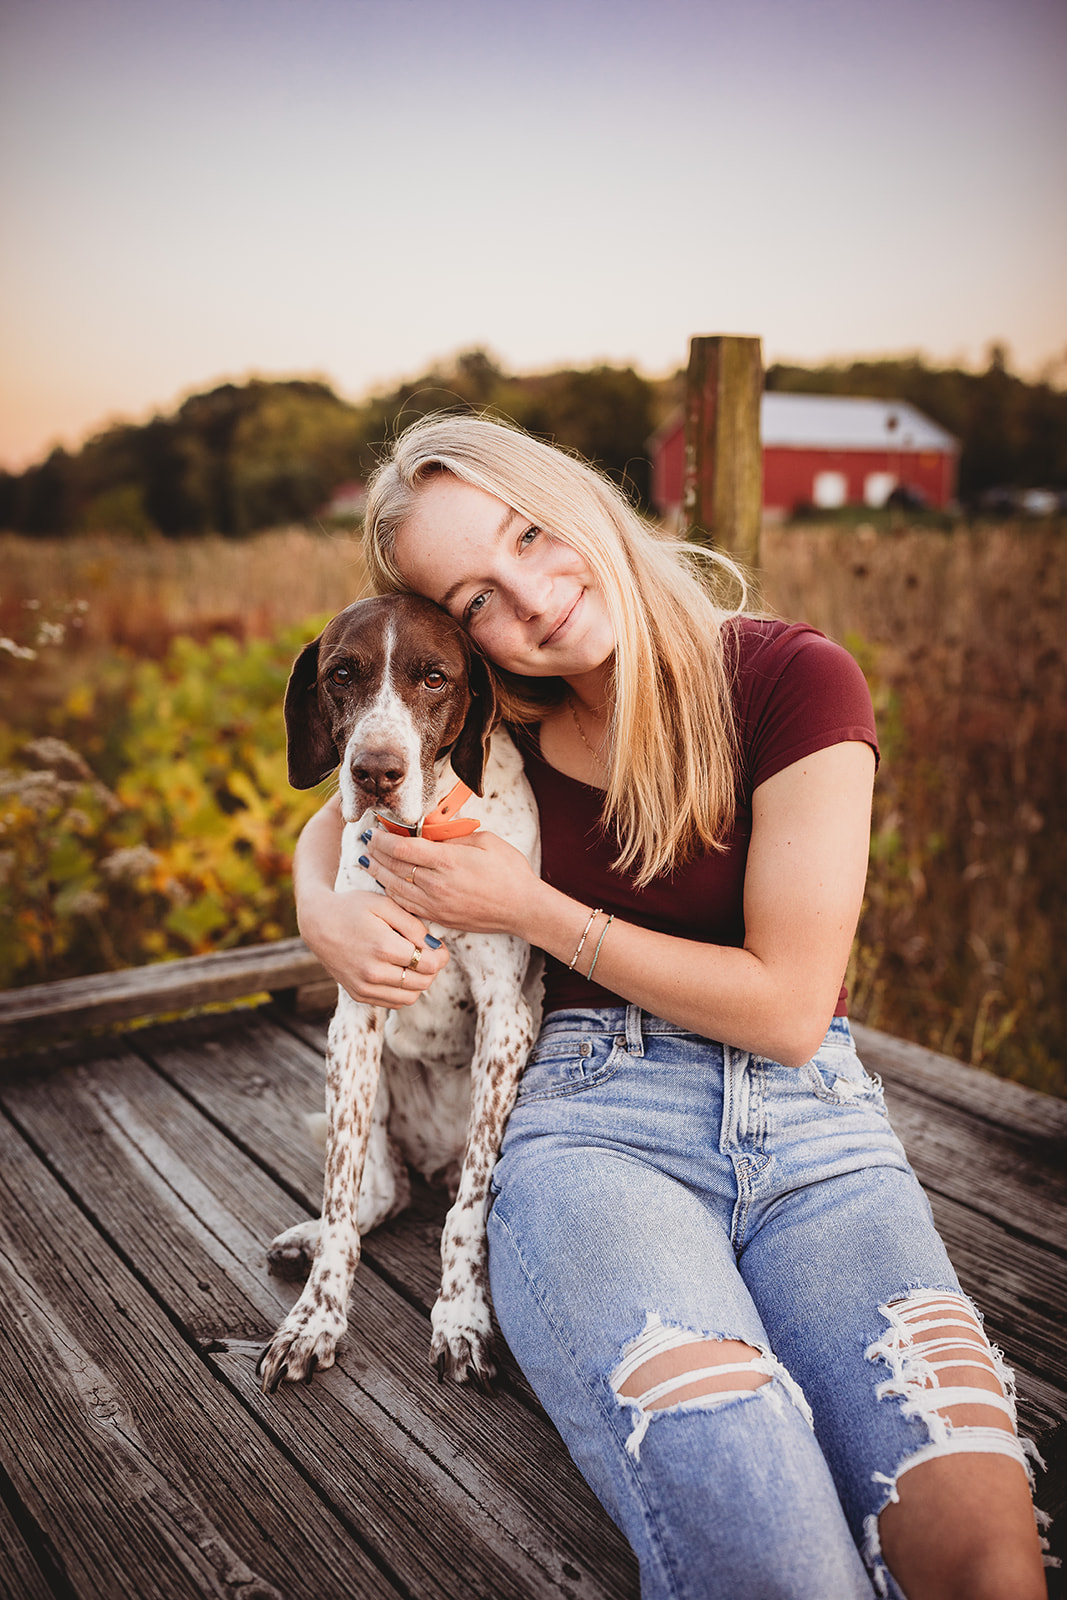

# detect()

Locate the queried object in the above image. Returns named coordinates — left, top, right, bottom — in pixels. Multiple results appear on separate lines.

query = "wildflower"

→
left=64, top=888, right=106, bottom=918
left=101, top=845, right=161, bottom=884
left=22, top=738, right=93, bottom=782
left=0, top=771, right=65, bottom=814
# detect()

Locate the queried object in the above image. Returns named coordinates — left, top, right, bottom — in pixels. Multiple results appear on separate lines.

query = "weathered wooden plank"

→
left=136, top=1007, right=327, bottom=1198
left=0, top=938, right=327, bottom=1055
left=683, top=333, right=763, bottom=567
left=0, top=1112, right=401, bottom=1600
left=0, top=1487, right=56, bottom=1600
left=854, top=1021, right=1067, bottom=1143
left=154, top=1007, right=498, bottom=1314
left=1, top=1044, right=638, bottom=1599
left=880, top=1078, right=1067, bottom=1254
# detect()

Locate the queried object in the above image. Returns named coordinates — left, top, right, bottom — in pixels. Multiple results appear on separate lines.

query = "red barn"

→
left=649, top=393, right=958, bottom=523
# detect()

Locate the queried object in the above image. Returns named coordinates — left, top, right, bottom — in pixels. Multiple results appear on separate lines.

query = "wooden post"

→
left=682, top=334, right=763, bottom=569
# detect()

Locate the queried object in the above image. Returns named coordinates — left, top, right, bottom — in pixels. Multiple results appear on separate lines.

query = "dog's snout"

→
left=350, top=747, right=407, bottom=798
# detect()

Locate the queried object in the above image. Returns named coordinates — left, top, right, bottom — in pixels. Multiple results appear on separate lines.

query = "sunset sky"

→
left=1, top=0, right=1064, bottom=470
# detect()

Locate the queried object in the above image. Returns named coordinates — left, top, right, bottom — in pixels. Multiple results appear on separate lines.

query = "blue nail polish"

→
left=358, top=855, right=370, bottom=868
left=359, top=829, right=372, bottom=844
left=425, top=934, right=442, bottom=949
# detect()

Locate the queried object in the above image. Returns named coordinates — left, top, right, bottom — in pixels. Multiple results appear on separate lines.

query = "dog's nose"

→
left=350, top=748, right=407, bottom=799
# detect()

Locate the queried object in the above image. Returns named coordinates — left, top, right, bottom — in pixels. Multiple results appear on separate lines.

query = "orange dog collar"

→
left=375, top=779, right=481, bottom=841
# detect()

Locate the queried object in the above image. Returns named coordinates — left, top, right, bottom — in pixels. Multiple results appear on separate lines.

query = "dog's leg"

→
left=430, top=953, right=536, bottom=1384
left=267, top=1070, right=411, bottom=1280
left=258, top=1001, right=384, bottom=1391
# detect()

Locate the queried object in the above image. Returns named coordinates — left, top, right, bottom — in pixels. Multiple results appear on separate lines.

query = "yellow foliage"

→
left=0, top=622, right=331, bottom=986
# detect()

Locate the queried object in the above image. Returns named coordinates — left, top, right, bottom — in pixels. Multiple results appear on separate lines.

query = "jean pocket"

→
left=803, top=1036, right=886, bottom=1110
left=515, top=1030, right=627, bottom=1103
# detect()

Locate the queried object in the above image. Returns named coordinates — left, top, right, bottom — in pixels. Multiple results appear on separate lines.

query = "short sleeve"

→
left=734, top=621, right=879, bottom=796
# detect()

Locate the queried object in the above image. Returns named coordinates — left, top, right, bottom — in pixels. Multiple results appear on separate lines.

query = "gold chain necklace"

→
left=568, top=695, right=609, bottom=768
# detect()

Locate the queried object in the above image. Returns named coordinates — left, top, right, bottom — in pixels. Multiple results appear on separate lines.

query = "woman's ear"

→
left=284, top=636, right=339, bottom=788
left=448, top=647, right=500, bottom=796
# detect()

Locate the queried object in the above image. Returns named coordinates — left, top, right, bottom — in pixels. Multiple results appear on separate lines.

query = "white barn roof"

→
left=761, top=393, right=956, bottom=452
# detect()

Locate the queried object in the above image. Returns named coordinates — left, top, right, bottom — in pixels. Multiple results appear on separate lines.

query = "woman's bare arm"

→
left=294, top=793, right=450, bottom=1007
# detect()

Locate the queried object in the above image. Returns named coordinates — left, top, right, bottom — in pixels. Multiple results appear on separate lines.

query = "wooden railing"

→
left=0, top=938, right=334, bottom=1058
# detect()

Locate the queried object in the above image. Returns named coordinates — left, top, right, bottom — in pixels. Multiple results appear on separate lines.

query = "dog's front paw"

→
left=430, top=1290, right=496, bottom=1388
left=257, top=1298, right=347, bottom=1393
left=266, top=1218, right=320, bottom=1280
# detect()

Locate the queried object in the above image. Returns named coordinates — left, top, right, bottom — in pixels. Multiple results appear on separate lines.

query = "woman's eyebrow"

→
left=437, top=505, right=521, bottom=610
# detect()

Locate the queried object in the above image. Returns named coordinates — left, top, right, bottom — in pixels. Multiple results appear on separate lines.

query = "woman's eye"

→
left=423, top=670, right=446, bottom=690
left=464, top=591, right=490, bottom=624
left=519, top=525, right=540, bottom=550
left=328, top=664, right=352, bottom=687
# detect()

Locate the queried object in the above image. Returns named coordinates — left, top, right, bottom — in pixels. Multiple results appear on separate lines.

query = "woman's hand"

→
left=298, top=881, right=450, bottom=1008
left=367, top=827, right=540, bottom=939
left=294, top=797, right=449, bottom=1008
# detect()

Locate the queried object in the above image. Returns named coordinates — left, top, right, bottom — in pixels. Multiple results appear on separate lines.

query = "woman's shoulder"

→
left=725, top=614, right=867, bottom=692
left=723, top=614, right=879, bottom=790
left=726, top=613, right=833, bottom=667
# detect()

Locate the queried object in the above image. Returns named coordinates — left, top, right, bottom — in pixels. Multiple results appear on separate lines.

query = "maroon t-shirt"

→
left=517, top=618, right=879, bottom=1017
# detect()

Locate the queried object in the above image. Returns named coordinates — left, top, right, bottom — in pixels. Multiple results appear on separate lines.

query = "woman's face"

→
left=391, top=474, right=615, bottom=682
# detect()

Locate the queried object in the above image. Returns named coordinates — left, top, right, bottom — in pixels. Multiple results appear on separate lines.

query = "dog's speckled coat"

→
left=258, top=595, right=541, bottom=1392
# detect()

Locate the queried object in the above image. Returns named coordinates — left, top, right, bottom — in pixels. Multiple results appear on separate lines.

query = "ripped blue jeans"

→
left=487, top=1009, right=1038, bottom=1600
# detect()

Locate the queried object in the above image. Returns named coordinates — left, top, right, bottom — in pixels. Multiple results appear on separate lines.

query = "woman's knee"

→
left=865, top=1289, right=1048, bottom=1600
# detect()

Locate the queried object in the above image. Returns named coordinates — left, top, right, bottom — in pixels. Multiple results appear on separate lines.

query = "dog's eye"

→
left=423, top=670, right=447, bottom=690
left=328, top=664, right=353, bottom=687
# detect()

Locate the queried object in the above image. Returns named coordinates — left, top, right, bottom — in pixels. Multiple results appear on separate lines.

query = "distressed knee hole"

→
left=617, top=1336, right=770, bottom=1410
left=860, top=1284, right=1048, bottom=1582
left=871, top=1290, right=1016, bottom=1435
left=610, top=1312, right=813, bottom=1461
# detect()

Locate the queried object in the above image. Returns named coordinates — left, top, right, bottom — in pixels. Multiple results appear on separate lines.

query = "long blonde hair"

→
left=363, top=413, right=747, bottom=886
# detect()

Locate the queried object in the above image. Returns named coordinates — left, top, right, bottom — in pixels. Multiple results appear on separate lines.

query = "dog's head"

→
left=284, top=594, right=500, bottom=823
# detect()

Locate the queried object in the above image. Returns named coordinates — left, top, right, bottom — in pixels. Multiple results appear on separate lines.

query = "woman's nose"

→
left=510, top=569, right=553, bottom=621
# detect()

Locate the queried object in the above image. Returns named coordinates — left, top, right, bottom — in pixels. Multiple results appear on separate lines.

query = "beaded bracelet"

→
left=585, top=914, right=615, bottom=981
left=568, top=907, right=603, bottom=970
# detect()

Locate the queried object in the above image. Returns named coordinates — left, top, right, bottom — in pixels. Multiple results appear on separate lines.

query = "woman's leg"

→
left=735, top=1023, right=1048, bottom=1599
left=488, top=1007, right=875, bottom=1600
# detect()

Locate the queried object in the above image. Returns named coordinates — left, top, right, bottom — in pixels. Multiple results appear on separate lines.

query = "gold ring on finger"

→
left=408, top=865, right=418, bottom=887
left=399, top=968, right=406, bottom=988
left=407, top=944, right=422, bottom=971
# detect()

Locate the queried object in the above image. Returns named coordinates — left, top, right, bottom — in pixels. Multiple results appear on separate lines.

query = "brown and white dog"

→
left=257, top=595, right=541, bottom=1392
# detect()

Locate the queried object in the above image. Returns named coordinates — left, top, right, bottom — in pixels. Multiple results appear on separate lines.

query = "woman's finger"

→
left=351, top=879, right=438, bottom=947
left=367, top=831, right=437, bottom=884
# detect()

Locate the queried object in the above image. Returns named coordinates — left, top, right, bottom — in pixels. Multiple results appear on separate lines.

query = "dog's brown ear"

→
left=448, top=647, right=500, bottom=797
left=284, top=636, right=338, bottom=788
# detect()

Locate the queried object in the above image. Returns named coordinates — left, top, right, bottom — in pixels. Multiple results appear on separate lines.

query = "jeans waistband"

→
left=539, top=1006, right=853, bottom=1059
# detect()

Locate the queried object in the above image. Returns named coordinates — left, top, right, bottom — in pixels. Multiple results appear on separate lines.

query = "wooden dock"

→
left=0, top=941, right=1064, bottom=1598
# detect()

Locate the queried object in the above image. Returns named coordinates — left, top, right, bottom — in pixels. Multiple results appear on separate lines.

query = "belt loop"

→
left=625, top=1004, right=645, bottom=1057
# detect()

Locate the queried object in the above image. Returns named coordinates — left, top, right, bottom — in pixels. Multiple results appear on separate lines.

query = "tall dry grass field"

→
left=763, top=522, right=1065, bottom=1095
left=0, top=526, right=369, bottom=660
left=1, top=522, right=1063, bottom=1095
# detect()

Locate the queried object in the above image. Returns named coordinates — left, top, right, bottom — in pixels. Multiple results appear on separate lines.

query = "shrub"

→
left=0, top=625, right=331, bottom=987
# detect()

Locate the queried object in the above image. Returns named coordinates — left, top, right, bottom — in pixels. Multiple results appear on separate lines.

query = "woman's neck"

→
left=564, top=660, right=614, bottom=718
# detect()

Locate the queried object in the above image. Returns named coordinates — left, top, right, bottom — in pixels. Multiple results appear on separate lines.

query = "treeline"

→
left=3, top=346, right=1065, bottom=537
left=0, top=352, right=656, bottom=538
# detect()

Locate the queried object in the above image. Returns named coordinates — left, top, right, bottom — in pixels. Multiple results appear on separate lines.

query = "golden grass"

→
left=762, top=522, right=1066, bottom=1094
left=0, top=526, right=369, bottom=657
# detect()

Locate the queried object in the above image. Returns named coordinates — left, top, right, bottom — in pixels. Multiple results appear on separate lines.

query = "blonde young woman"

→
left=294, top=415, right=1046, bottom=1600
